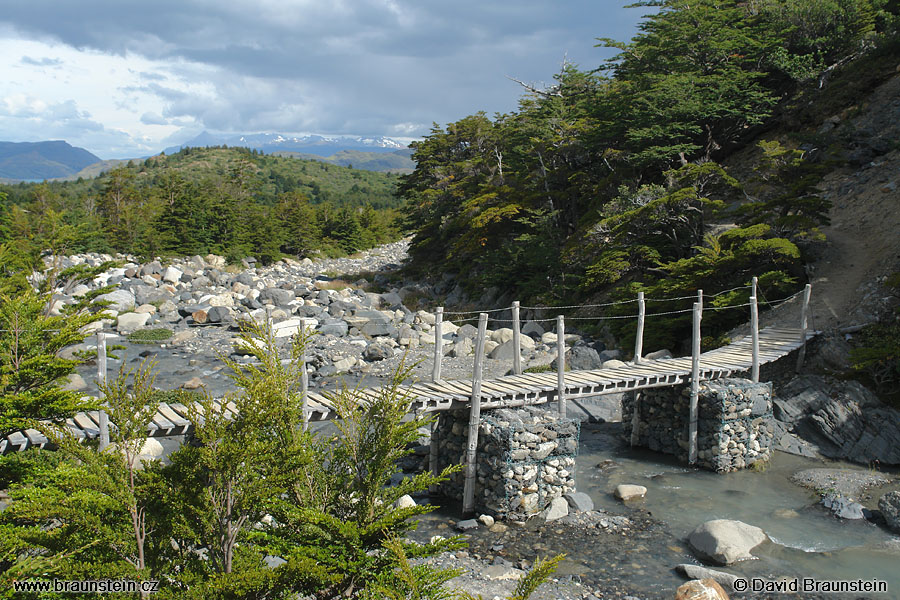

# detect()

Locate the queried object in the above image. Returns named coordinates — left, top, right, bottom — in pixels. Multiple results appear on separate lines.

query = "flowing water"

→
left=414, top=423, right=900, bottom=598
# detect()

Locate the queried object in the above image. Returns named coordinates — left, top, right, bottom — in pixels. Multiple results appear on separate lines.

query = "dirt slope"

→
left=734, top=72, right=900, bottom=337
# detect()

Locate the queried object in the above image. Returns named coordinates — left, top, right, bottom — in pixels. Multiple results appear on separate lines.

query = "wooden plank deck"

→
left=1, top=326, right=815, bottom=452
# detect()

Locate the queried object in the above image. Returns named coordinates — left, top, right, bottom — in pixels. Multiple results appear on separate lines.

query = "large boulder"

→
left=96, top=289, right=136, bottom=312
left=688, top=519, right=767, bottom=565
left=879, top=491, right=900, bottom=533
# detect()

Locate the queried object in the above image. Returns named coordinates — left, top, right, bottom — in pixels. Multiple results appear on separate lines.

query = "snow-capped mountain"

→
left=164, top=132, right=408, bottom=157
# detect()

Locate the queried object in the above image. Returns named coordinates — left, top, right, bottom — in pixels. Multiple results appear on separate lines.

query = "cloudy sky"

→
left=1, top=1, right=648, bottom=158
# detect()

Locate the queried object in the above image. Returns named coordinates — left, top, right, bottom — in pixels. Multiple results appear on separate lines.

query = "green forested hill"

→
left=399, top=0, right=899, bottom=348
left=0, top=146, right=403, bottom=264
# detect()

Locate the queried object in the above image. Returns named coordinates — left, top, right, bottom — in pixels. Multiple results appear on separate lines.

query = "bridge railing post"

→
left=557, top=315, right=566, bottom=418
left=750, top=277, right=759, bottom=383
left=97, top=332, right=109, bottom=451
left=433, top=307, right=443, bottom=383
left=688, top=301, right=702, bottom=465
left=796, top=284, right=812, bottom=373
left=512, top=301, right=522, bottom=375
left=634, top=291, right=645, bottom=364
left=300, top=318, right=313, bottom=431
left=462, top=312, right=488, bottom=516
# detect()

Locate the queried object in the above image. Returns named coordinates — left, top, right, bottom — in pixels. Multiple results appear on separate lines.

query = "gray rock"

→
left=162, top=266, right=183, bottom=284
left=522, top=321, right=544, bottom=337
left=364, top=343, right=392, bottom=361
left=879, top=491, right=900, bottom=532
left=688, top=519, right=767, bottom=566
left=206, top=306, right=233, bottom=324
left=644, top=349, right=673, bottom=360
left=259, top=288, right=295, bottom=306
left=449, top=338, right=473, bottom=358
left=380, top=291, right=403, bottom=307
left=564, top=491, right=594, bottom=513
left=456, top=324, right=478, bottom=339
left=675, top=564, right=739, bottom=591
left=116, top=312, right=151, bottom=333
left=62, top=373, right=87, bottom=392
left=540, top=496, right=569, bottom=521
left=96, top=289, right=136, bottom=312
left=319, top=319, right=349, bottom=337
left=553, top=345, right=602, bottom=371
left=822, top=494, right=866, bottom=520
left=454, top=519, right=479, bottom=532
left=771, top=374, right=900, bottom=464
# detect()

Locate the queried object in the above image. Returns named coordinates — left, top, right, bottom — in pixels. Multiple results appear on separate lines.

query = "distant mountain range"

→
left=164, top=131, right=408, bottom=156
left=0, top=141, right=101, bottom=181
left=163, top=131, right=416, bottom=173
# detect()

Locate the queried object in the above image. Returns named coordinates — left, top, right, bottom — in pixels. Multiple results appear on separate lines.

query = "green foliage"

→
left=127, top=328, right=174, bottom=344
left=0, top=286, right=104, bottom=438
left=399, top=0, right=895, bottom=312
left=0, top=147, right=404, bottom=263
left=0, top=360, right=161, bottom=591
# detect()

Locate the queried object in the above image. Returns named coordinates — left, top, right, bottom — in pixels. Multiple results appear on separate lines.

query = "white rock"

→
left=162, top=266, right=183, bottom=284
left=96, top=289, right=136, bottom=312
left=395, top=494, right=417, bottom=509
left=478, top=514, right=495, bottom=527
left=62, top=373, right=87, bottom=392
left=540, top=496, right=569, bottom=521
left=116, top=312, right=151, bottom=334
left=688, top=519, right=768, bottom=565
left=615, top=484, right=647, bottom=501
left=490, top=328, right=514, bottom=344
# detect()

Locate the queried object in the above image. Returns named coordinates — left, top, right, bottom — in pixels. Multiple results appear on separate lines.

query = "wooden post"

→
left=512, top=301, right=522, bottom=375
left=688, top=302, right=701, bottom=465
left=796, top=283, right=812, bottom=373
left=97, top=332, right=109, bottom=451
left=634, top=291, right=645, bottom=364
left=462, top=313, right=488, bottom=516
left=300, top=318, right=311, bottom=432
left=750, top=277, right=759, bottom=383
left=630, top=391, right=641, bottom=447
left=429, top=418, right=440, bottom=494
left=556, top=315, right=566, bottom=418
left=433, top=307, right=443, bottom=383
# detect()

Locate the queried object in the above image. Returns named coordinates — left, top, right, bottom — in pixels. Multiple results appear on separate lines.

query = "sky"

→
left=0, top=1, right=649, bottom=159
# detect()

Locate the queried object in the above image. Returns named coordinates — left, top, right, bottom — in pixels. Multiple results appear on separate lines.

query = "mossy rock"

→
left=127, top=328, right=174, bottom=344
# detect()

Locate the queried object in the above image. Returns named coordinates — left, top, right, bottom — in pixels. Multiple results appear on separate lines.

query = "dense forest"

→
left=0, top=147, right=403, bottom=266
left=399, top=0, right=899, bottom=348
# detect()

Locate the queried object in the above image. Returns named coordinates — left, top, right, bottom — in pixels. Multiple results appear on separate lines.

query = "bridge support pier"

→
left=624, top=378, right=774, bottom=472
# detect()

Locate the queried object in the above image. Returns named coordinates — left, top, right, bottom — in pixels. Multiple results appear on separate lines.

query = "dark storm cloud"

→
left=1, top=1, right=644, bottom=139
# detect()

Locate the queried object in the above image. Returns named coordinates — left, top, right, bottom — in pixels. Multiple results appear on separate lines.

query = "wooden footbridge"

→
left=1, top=282, right=816, bottom=463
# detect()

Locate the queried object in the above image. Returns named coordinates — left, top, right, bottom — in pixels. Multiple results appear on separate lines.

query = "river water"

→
left=413, top=422, right=900, bottom=598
